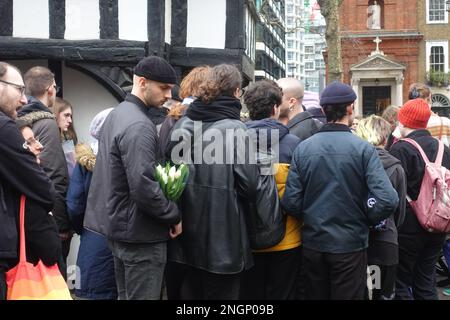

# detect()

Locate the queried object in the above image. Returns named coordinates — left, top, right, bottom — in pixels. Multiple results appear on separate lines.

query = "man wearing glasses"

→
left=0, top=62, right=56, bottom=299
left=17, top=66, right=70, bottom=277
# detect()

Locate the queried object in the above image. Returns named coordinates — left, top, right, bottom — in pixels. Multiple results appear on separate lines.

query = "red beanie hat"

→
left=398, top=98, right=431, bottom=129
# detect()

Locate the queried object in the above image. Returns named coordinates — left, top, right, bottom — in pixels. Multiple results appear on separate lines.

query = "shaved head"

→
left=276, top=78, right=305, bottom=121
left=277, top=78, right=304, bottom=100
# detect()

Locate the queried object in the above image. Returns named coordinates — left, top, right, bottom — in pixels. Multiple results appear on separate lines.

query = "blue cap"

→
left=320, top=81, right=357, bottom=106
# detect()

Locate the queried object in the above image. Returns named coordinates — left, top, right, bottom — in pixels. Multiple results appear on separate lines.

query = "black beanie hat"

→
left=320, top=81, right=357, bottom=106
left=133, top=56, right=178, bottom=84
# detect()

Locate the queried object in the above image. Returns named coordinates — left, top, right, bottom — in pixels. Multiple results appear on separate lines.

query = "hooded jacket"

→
left=0, top=111, right=55, bottom=269
left=66, top=144, right=117, bottom=299
left=370, top=148, right=406, bottom=246
left=245, top=118, right=302, bottom=252
left=18, top=97, right=70, bottom=232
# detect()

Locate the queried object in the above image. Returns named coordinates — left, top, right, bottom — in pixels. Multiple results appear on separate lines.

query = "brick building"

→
left=417, top=0, right=450, bottom=115
left=339, top=0, right=422, bottom=116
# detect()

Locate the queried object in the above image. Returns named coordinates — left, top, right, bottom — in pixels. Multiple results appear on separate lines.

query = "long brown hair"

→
left=197, top=64, right=242, bottom=104
left=54, top=97, right=78, bottom=143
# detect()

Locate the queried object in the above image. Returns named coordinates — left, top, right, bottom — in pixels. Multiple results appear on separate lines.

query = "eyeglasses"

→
left=0, top=79, right=26, bottom=96
left=47, top=84, right=60, bottom=94
left=23, top=137, right=43, bottom=150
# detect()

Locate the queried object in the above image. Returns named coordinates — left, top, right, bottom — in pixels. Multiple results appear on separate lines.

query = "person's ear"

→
left=138, top=77, right=147, bottom=88
left=347, top=103, right=354, bottom=115
left=272, top=104, right=278, bottom=116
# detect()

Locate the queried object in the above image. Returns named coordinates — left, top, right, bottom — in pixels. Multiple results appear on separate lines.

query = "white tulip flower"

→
left=162, top=172, right=168, bottom=184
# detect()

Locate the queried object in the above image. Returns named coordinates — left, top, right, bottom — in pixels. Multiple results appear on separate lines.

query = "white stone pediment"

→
left=350, top=54, right=406, bottom=71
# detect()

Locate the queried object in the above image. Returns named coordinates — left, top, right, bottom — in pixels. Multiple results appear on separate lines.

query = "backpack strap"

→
left=402, top=138, right=431, bottom=164
left=439, top=117, right=444, bottom=140
left=435, top=139, right=445, bottom=167
left=402, top=138, right=445, bottom=166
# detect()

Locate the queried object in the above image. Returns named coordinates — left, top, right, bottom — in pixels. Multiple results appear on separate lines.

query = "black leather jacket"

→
left=167, top=111, right=259, bottom=274
left=287, top=111, right=323, bottom=141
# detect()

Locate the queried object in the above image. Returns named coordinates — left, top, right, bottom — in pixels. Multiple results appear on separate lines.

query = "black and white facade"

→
left=0, top=0, right=257, bottom=141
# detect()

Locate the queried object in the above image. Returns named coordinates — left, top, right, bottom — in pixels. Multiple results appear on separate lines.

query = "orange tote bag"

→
left=6, top=195, right=72, bottom=300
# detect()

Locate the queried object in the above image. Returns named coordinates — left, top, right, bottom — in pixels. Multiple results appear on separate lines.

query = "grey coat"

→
left=18, top=99, right=69, bottom=232
left=84, top=94, right=180, bottom=243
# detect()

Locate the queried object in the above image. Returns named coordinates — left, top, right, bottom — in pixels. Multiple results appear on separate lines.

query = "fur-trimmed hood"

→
left=75, top=144, right=96, bottom=172
left=17, top=96, right=55, bottom=126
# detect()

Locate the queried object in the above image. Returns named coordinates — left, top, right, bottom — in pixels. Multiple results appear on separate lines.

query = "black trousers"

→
left=240, top=247, right=302, bottom=300
left=0, top=271, right=6, bottom=300
left=180, top=266, right=241, bottom=300
left=165, top=261, right=189, bottom=300
left=371, top=265, right=397, bottom=300
left=395, top=232, right=446, bottom=300
left=302, top=247, right=367, bottom=300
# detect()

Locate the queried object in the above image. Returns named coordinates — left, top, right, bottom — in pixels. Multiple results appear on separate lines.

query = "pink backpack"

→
left=403, top=138, right=450, bottom=233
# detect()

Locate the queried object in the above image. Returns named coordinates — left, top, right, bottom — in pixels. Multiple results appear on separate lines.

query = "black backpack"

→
left=243, top=173, right=286, bottom=250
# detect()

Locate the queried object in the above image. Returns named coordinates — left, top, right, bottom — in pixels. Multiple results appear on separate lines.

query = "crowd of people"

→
left=0, top=56, right=449, bottom=300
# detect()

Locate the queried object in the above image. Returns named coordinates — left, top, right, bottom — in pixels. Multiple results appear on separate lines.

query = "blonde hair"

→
left=355, top=115, right=391, bottom=147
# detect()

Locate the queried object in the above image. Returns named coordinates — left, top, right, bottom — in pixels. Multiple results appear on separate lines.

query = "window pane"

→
left=430, top=46, right=445, bottom=72
left=429, top=0, right=446, bottom=22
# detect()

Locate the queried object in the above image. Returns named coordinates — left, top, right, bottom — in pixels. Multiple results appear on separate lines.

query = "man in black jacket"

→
left=18, top=67, right=70, bottom=267
left=276, top=78, right=323, bottom=140
left=0, top=62, right=56, bottom=299
left=84, top=56, right=181, bottom=300
left=390, top=98, right=450, bottom=300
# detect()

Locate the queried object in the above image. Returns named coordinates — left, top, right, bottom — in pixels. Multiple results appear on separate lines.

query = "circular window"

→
left=431, top=94, right=450, bottom=107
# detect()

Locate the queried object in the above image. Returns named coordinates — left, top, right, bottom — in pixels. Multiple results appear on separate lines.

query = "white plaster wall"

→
left=13, top=0, right=49, bottom=38
left=118, top=0, right=148, bottom=41
left=62, top=65, right=119, bottom=144
left=165, top=0, right=172, bottom=44
left=63, top=66, right=119, bottom=286
left=186, top=0, right=226, bottom=49
left=65, top=0, right=100, bottom=40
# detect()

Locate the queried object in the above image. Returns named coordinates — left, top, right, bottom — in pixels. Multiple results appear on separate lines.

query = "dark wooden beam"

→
left=147, top=0, right=165, bottom=56
left=169, top=47, right=242, bottom=67
left=99, top=0, right=118, bottom=39
left=171, top=0, right=187, bottom=47
left=0, top=0, right=13, bottom=36
left=0, top=37, right=146, bottom=62
left=48, top=60, right=63, bottom=97
left=49, top=0, right=65, bottom=39
left=170, top=46, right=254, bottom=83
left=225, top=0, right=245, bottom=49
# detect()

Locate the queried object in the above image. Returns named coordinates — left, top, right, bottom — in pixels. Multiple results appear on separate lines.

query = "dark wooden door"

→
left=362, top=86, right=391, bottom=116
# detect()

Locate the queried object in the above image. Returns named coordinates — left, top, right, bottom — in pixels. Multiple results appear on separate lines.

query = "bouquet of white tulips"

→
left=155, top=163, right=189, bottom=202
